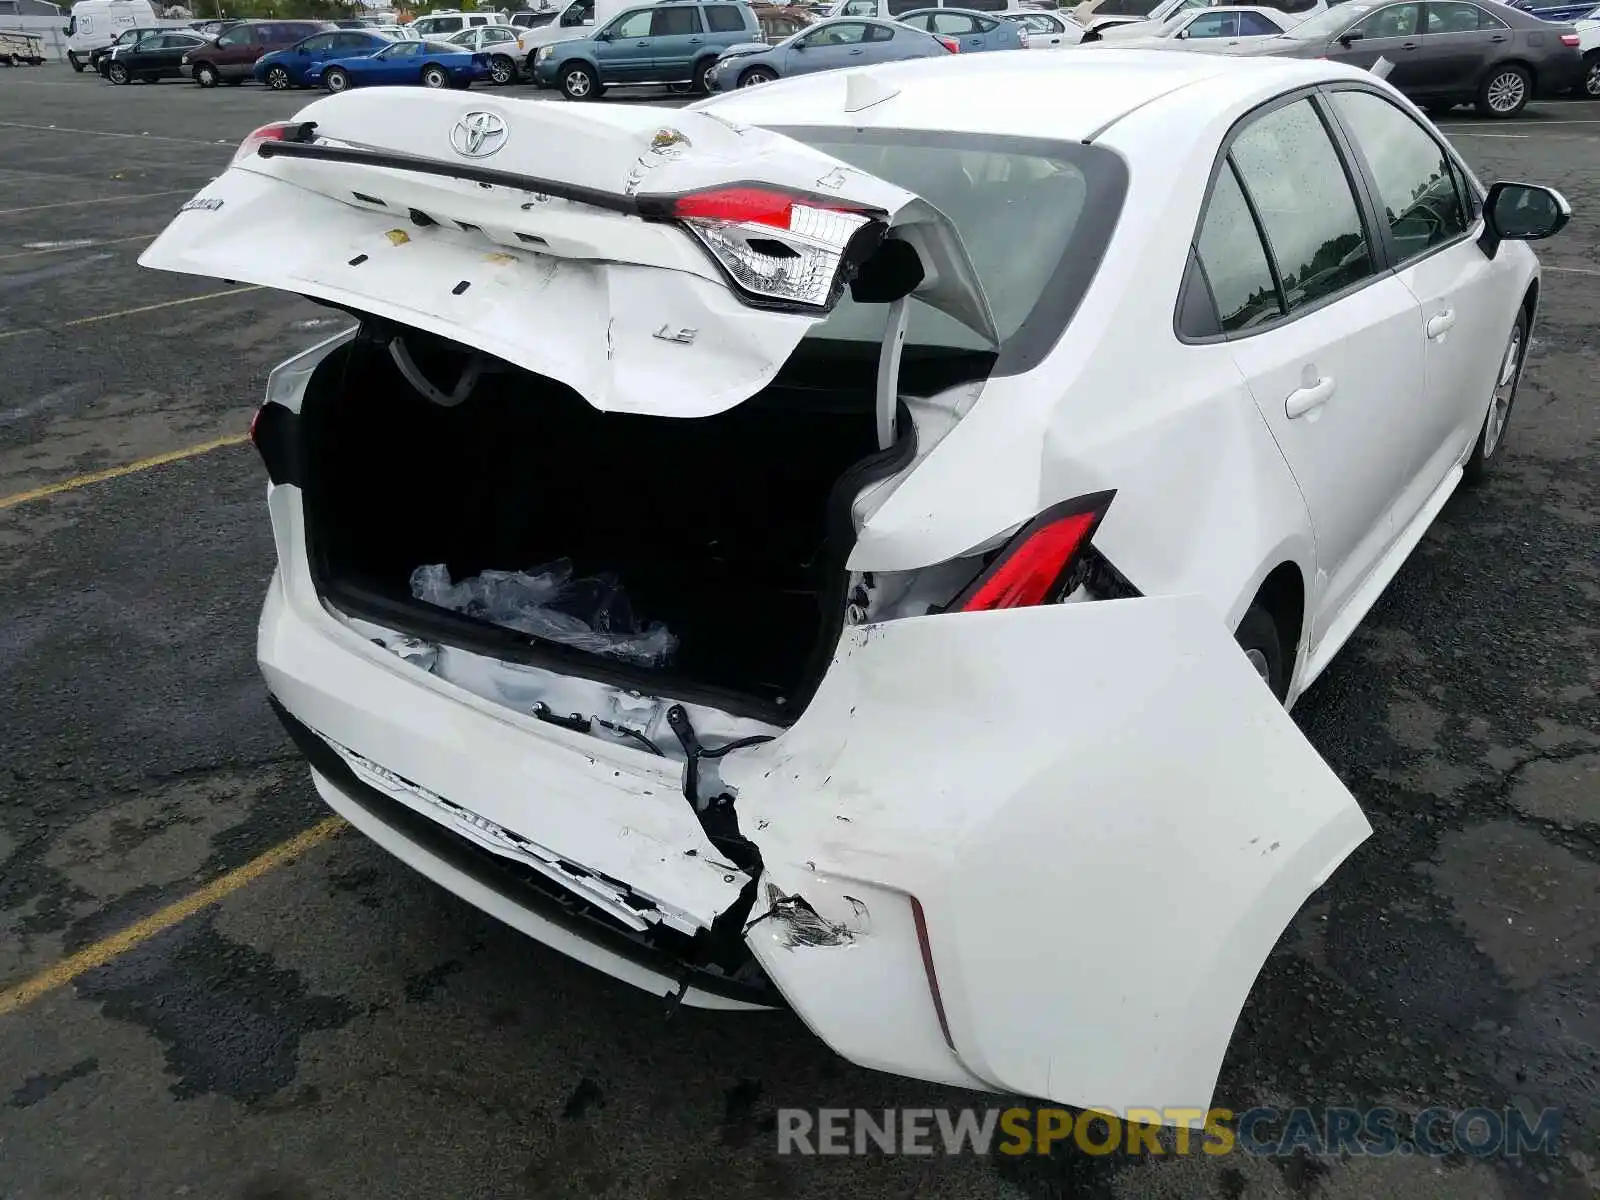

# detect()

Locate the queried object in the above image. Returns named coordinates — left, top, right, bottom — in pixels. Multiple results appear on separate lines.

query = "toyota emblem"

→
left=451, top=111, right=508, bottom=159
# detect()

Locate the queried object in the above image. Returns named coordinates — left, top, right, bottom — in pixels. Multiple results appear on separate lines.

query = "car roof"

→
left=697, top=47, right=1356, bottom=142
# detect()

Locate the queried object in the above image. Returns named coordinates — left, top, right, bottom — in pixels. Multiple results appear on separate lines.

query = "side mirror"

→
left=1479, top=181, right=1571, bottom=257
left=1175, top=26, right=1188, bottom=36
left=1338, top=29, right=1362, bottom=44
left=792, top=38, right=805, bottom=48
left=594, top=27, right=611, bottom=38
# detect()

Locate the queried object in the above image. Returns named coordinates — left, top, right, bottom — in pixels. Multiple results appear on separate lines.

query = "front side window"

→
left=1348, top=1, right=1420, bottom=36
left=216, top=26, right=251, bottom=46
left=1229, top=98, right=1374, bottom=312
left=382, top=41, right=421, bottom=56
left=1185, top=10, right=1239, bottom=35
left=610, top=9, right=654, bottom=36
left=651, top=5, right=703, bottom=34
left=1330, top=89, right=1468, bottom=261
left=299, top=33, right=335, bottom=50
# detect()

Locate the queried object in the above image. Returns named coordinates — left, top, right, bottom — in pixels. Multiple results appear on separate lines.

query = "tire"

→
left=68, top=51, right=85, bottom=72
left=264, top=64, right=291, bottom=90
left=1476, top=63, right=1530, bottom=118
left=1463, top=308, right=1529, bottom=485
left=1235, top=603, right=1289, bottom=704
left=489, top=53, right=515, bottom=84
left=107, top=60, right=129, bottom=84
left=323, top=65, right=350, bottom=92
left=559, top=61, right=596, bottom=100
left=193, top=61, right=218, bottom=87
left=692, top=56, right=717, bottom=94
left=1584, top=50, right=1600, bottom=100
left=1423, top=102, right=1455, bottom=117
left=421, top=64, right=449, bottom=88
left=738, top=65, right=776, bottom=87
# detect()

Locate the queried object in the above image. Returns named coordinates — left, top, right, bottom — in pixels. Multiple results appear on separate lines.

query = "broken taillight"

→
left=658, top=184, right=884, bottom=311
left=231, top=120, right=314, bottom=167
left=950, top=492, right=1115, bottom=612
left=1559, top=31, right=1580, bottom=45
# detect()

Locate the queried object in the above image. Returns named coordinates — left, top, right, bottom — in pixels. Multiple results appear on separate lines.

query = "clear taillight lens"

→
left=659, top=185, right=883, bottom=312
left=231, top=121, right=299, bottom=167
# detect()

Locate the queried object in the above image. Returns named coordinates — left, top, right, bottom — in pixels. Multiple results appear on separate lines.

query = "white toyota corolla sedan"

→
left=140, top=49, right=1568, bottom=1122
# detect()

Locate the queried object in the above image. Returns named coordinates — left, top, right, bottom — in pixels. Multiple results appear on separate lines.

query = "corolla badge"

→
left=451, top=111, right=509, bottom=159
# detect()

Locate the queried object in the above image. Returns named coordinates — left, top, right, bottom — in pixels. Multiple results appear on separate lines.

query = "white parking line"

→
left=0, top=233, right=157, bottom=262
left=0, top=120, right=230, bottom=147
left=1545, top=265, right=1600, bottom=277
left=0, top=190, right=190, bottom=216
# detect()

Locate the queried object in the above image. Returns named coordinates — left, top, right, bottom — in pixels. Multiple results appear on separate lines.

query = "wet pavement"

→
left=0, top=69, right=1596, bottom=1200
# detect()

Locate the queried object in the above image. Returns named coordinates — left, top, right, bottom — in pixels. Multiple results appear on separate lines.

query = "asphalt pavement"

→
left=0, top=67, right=1596, bottom=1200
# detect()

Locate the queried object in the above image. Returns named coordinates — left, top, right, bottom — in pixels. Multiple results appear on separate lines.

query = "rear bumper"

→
left=271, top=696, right=777, bottom=1010
left=1536, top=51, right=1584, bottom=96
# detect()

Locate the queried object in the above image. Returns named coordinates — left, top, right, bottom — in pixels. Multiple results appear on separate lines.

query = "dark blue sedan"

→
left=706, top=16, right=952, bottom=91
left=307, top=39, right=492, bottom=92
left=253, top=29, right=394, bottom=90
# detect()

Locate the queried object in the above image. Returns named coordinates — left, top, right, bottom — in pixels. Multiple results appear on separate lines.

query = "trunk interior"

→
left=299, top=326, right=911, bottom=721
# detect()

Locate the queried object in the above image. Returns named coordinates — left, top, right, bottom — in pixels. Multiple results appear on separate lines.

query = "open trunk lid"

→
left=139, top=89, right=996, bottom=418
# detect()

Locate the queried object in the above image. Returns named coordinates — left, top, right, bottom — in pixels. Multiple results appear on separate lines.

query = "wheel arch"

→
left=1246, top=560, right=1306, bottom=689
left=1482, top=55, right=1536, bottom=89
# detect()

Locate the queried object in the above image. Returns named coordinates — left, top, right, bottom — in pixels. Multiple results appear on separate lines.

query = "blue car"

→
left=895, top=8, right=1027, bottom=52
left=706, top=15, right=951, bottom=91
left=254, top=29, right=394, bottom=90
left=308, top=39, right=493, bottom=91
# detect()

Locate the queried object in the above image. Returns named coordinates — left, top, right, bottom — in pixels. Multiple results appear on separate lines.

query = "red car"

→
left=183, top=19, right=334, bottom=87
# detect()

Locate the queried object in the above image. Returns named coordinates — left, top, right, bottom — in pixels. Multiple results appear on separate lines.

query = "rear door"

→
left=647, top=2, right=707, bottom=78
left=1324, top=1, right=1430, bottom=90
left=1412, top=0, right=1503, bottom=93
left=1199, top=93, right=1425, bottom=647
left=932, top=10, right=988, bottom=49
left=139, top=91, right=997, bottom=418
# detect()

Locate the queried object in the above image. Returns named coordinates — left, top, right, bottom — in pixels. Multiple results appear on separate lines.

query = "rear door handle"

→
left=1489, top=32, right=1507, bottom=40
left=687, top=35, right=702, bottom=42
left=849, top=46, right=863, bottom=52
left=1286, top=376, right=1335, bottom=418
left=1400, top=40, right=1418, bottom=49
left=1426, top=309, right=1456, bottom=340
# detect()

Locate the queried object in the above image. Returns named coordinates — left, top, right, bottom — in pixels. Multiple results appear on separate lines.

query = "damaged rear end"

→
left=143, top=89, right=1370, bottom=1118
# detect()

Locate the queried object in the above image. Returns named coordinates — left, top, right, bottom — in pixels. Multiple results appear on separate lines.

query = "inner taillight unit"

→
left=231, top=120, right=315, bottom=167
left=949, top=492, right=1115, bottom=612
left=652, top=184, right=886, bottom=312
left=937, top=35, right=960, bottom=52
left=1559, top=31, right=1579, bottom=45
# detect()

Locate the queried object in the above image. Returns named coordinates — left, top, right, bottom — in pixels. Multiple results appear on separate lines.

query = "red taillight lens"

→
left=668, top=185, right=867, bottom=229
left=950, top=493, right=1114, bottom=612
left=249, top=404, right=264, bottom=447
left=937, top=35, right=960, bottom=51
left=909, top=897, right=956, bottom=1052
left=1559, top=31, right=1579, bottom=45
left=232, top=120, right=296, bottom=166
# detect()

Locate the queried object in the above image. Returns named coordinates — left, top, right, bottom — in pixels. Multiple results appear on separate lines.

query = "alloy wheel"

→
left=565, top=69, right=590, bottom=97
left=266, top=65, right=290, bottom=89
left=1482, top=324, right=1522, bottom=457
left=1486, top=70, right=1526, bottom=114
left=490, top=55, right=513, bottom=84
left=1586, top=56, right=1600, bottom=100
left=423, top=66, right=447, bottom=87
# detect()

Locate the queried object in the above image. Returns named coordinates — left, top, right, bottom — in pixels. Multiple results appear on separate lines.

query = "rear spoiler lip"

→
left=254, top=138, right=893, bottom=225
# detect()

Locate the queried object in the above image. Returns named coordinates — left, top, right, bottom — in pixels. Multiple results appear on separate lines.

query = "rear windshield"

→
left=775, top=128, right=1126, bottom=372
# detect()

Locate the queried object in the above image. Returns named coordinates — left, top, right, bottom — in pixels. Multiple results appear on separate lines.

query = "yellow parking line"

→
left=0, top=816, right=346, bottom=1019
left=0, top=432, right=251, bottom=510
left=0, top=189, right=192, bottom=216
left=0, top=286, right=262, bottom=344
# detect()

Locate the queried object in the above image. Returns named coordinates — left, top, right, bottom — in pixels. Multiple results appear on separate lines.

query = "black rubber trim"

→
left=252, top=401, right=302, bottom=488
left=268, top=696, right=783, bottom=1008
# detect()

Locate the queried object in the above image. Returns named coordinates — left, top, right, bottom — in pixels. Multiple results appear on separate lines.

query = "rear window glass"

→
left=777, top=128, right=1126, bottom=367
left=704, top=3, right=747, bottom=29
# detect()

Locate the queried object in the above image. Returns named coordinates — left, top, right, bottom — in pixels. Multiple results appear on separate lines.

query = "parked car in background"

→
left=367, top=23, right=420, bottom=38
left=1080, top=0, right=1322, bottom=37
left=512, top=6, right=561, bottom=26
left=410, top=8, right=509, bottom=37
left=897, top=7, right=1029, bottom=45
left=1577, top=2, right=1599, bottom=95
left=141, top=51, right=1569, bottom=1122
left=87, top=23, right=159, bottom=74
left=707, top=13, right=951, bottom=84
left=183, top=19, right=334, bottom=86
left=445, top=23, right=530, bottom=82
left=532, top=0, right=760, bottom=97
left=1001, top=7, right=1085, bottom=41
left=1226, top=0, right=1584, bottom=115
left=63, top=0, right=158, bottom=72
left=309, top=38, right=492, bottom=90
left=824, top=0, right=1023, bottom=15
left=1088, top=2, right=1291, bottom=42
left=189, top=17, right=238, bottom=37
left=103, top=27, right=206, bottom=81
left=752, top=1, right=817, bottom=37
left=254, top=28, right=394, bottom=90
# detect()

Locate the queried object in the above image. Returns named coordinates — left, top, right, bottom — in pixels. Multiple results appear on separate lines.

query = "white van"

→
left=62, top=0, right=158, bottom=70
left=409, top=8, right=510, bottom=37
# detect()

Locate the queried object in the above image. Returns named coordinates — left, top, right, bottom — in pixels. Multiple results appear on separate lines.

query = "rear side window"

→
left=1228, top=98, right=1374, bottom=313
left=867, top=20, right=895, bottom=37
left=704, top=3, right=747, bottom=30
left=1329, top=89, right=1468, bottom=262
left=933, top=11, right=979, bottom=31
left=1236, top=11, right=1281, bottom=32
left=651, top=5, right=703, bottom=33
left=1194, top=163, right=1282, bottom=332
